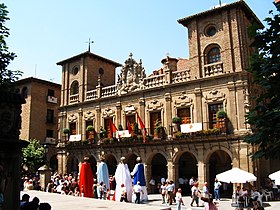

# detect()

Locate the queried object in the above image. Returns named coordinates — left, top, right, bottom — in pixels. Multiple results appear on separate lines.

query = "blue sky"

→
left=4, top=0, right=275, bottom=84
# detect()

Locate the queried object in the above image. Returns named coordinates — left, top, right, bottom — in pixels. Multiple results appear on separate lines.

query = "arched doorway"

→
left=208, top=150, right=232, bottom=198
left=67, top=155, right=79, bottom=175
left=106, top=154, right=117, bottom=176
left=178, top=152, right=198, bottom=195
left=126, top=154, right=138, bottom=172
left=49, top=155, right=58, bottom=172
left=151, top=153, right=167, bottom=193
left=88, top=155, right=97, bottom=179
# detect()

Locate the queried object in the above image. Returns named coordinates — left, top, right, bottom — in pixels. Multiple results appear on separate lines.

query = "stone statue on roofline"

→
left=117, top=53, right=146, bottom=94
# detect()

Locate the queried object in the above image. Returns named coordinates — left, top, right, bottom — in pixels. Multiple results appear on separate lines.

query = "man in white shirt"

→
left=133, top=181, right=143, bottom=204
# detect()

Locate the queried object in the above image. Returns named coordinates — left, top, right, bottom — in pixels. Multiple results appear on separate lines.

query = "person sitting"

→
left=250, top=187, right=262, bottom=208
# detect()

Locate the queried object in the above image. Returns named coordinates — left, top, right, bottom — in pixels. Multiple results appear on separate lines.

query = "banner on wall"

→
left=180, top=123, right=202, bottom=133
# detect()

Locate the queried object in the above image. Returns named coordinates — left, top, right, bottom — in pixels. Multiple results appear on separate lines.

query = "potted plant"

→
left=217, top=109, right=227, bottom=119
left=154, top=119, right=163, bottom=139
left=172, top=117, right=182, bottom=124
left=86, top=125, right=95, bottom=143
left=86, top=125, right=94, bottom=131
left=118, top=124, right=123, bottom=131
left=63, top=128, right=70, bottom=134
left=216, top=109, right=227, bottom=133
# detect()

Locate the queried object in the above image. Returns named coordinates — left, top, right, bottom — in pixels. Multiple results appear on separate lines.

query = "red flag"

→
left=136, top=112, right=147, bottom=143
left=109, top=118, right=118, bottom=137
left=125, top=116, right=133, bottom=133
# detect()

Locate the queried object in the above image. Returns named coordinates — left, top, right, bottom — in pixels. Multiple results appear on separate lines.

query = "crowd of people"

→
left=22, top=158, right=278, bottom=210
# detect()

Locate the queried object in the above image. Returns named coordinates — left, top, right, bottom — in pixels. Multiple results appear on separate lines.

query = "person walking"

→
left=133, top=181, right=143, bottom=204
left=190, top=182, right=200, bottom=207
left=175, top=188, right=185, bottom=210
left=214, top=178, right=221, bottom=201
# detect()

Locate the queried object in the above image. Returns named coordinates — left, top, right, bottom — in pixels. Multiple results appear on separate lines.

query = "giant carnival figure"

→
left=131, top=156, right=148, bottom=201
left=114, top=157, right=133, bottom=202
left=79, top=156, right=94, bottom=198
left=97, top=155, right=109, bottom=192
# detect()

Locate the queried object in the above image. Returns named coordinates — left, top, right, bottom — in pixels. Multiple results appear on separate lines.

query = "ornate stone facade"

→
left=56, top=1, right=278, bottom=195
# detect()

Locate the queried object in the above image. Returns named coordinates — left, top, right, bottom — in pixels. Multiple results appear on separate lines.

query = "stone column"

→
left=145, top=163, right=152, bottom=193
left=167, top=160, right=175, bottom=182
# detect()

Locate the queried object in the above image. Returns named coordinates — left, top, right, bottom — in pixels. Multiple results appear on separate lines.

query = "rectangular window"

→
left=46, top=129, right=54, bottom=138
left=69, top=123, right=76, bottom=135
left=46, top=109, right=54, bottom=123
left=177, top=107, right=191, bottom=124
left=85, top=120, right=93, bottom=139
left=126, top=115, right=135, bottom=130
left=208, top=103, right=223, bottom=128
left=48, top=89, right=55, bottom=97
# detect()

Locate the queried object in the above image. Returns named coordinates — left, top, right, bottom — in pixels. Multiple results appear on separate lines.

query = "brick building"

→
left=15, top=77, right=61, bottom=170
left=56, top=1, right=279, bottom=195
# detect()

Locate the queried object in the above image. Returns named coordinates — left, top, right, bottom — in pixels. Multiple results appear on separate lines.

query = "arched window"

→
left=207, top=47, right=221, bottom=64
left=70, top=81, right=79, bottom=95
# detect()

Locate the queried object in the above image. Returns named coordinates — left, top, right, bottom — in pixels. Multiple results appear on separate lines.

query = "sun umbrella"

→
left=269, top=170, right=280, bottom=185
left=216, top=167, right=257, bottom=183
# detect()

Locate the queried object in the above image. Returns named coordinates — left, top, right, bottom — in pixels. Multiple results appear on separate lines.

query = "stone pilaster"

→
left=78, top=108, right=83, bottom=137
left=116, top=102, right=122, bottom=127
left=194, top=88, right=202, bottom=123
left=235, top=80, right=246, bottom=131
left=96, top=105, right=101, bottom=129
left=227, top=82, right=237, bottom=132
left=164, top=93, right=172, bottom=137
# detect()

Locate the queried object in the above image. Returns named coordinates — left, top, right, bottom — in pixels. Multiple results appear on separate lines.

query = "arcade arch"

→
left=49, top=155, right=58, bottom=172
left=207, top=149, right=232, bottom=197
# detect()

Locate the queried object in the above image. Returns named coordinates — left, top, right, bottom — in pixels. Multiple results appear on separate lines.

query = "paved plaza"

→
left=22, top=190, right=280, bottom=210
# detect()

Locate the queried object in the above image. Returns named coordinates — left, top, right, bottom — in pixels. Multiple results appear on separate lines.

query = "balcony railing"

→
left=101, top=85, right=118, bottom=97
left=69, top=94, right=79, bottom=103
left=172, top=69, right=191, bottom=83
left=204, top=61, right=223, bottom=77
left=86, top=90, right=97, bottom=100
left=144, top=74, right=165, bottom=88
left=63, top=120, right=230, bottom=148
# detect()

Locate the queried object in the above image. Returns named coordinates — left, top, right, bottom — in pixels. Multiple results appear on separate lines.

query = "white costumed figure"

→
left=114, top=157, right=133, bottom=202
left=131, top=156, right=148, bottom=201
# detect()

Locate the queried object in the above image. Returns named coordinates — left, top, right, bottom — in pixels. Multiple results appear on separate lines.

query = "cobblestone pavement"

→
left=22, top=190, right=280, bottom=210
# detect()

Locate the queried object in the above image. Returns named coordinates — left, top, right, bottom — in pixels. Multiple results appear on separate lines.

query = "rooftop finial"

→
left=86, top=38, right=94, bottom=52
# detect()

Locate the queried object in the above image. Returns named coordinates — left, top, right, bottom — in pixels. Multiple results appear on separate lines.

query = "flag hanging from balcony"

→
left=109, top=118, right=118, bottom=137
left=136, top=112, right=147, bottom=143
left=125, top=116, right=133, bottom=133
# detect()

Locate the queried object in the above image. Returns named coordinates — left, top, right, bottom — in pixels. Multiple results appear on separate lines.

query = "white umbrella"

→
left=269, top=170, right=280, bottom=185
left=216, top=167, right=257, bottom=183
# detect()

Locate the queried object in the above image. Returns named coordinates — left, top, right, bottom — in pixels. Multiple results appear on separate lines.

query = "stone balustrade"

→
left=144, top=74, right=165, bottom=88
left=69, top=94, right=79, bottom=103
left=172, top=69, right=191, bottom=83
left=86, top=89, right=97, bottom=100
left=204, top=61, right=223, bottom=77
left=101, top=85, right=118, bottom=97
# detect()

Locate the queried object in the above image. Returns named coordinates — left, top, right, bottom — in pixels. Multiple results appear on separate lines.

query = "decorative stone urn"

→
left=0, top=91, right=26, bottom=210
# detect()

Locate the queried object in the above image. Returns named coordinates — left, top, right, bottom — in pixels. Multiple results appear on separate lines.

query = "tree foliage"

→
left=0, top=3, right=22, bottom=90
left=22, top=139, right=45, bottom=173
left=245, top=8, right=280, bottom=159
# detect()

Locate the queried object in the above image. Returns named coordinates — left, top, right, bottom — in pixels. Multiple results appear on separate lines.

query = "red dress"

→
left=79, top=162, right=94, bottom=198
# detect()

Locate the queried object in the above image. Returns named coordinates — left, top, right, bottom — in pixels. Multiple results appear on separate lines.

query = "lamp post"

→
left=38, top=143, right=51, bottom=191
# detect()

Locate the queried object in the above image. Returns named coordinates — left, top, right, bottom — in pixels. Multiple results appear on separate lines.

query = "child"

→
left=176, top=188, right=185, bottom=210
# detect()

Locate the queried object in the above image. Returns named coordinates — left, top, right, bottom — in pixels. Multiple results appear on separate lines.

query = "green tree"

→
left=22, top=139, right=45, bottom=173
left=0, top=3, right=22, bottom=91
left=245, top=7, right=280, bottom=159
